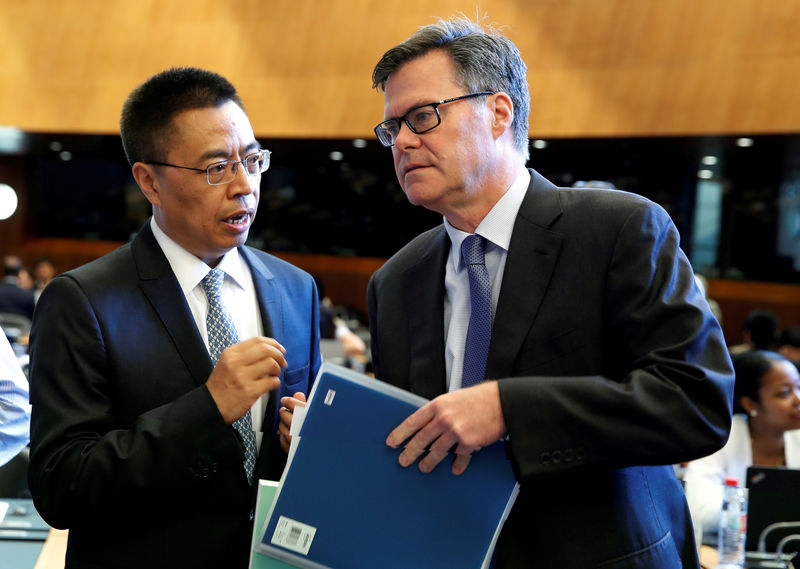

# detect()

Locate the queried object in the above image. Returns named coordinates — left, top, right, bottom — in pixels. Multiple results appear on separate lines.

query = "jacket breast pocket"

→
left=515, top=327, right=587, bottom=375
left=281, top=365, right=310, bottom=394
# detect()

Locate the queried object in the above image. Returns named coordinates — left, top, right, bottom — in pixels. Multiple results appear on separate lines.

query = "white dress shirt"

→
left=444, top=168, right=531, bottom=391
left=150, top=218, right=267, bottom=450
left=0, top=331, right=30, bottom=466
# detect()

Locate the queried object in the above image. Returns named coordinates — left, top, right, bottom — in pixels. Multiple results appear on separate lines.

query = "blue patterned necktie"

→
left=461, top=234, right=493, bottom=388
left=201, top=268, right=257, bottom=484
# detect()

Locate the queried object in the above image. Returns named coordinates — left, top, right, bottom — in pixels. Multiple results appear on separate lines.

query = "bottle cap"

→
left=724, top=477, right=738, bottom=487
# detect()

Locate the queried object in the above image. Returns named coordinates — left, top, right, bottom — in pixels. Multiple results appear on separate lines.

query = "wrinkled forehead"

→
left=383, top=51, right=461, bottom=119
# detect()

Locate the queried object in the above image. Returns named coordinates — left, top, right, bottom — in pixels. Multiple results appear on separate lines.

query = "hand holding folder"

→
left=254, top=362, right=519, bottom=569
left=278, top=392, right=307, bottom=453
left=385, top=379, right=507, bottom=475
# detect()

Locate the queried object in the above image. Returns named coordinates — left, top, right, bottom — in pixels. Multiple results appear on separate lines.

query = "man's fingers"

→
left=220, top=337, right=288, bottom=370
left=418, top=449, right=449, bottom=473
left=452, top=453, right=472, bottom=476
left=413, top=430, right=458, bottom=473
left=278, top=410, right=291, bottom=435
left=386, top=404, right=434, bottom=448
left=257, top=375, right=282, bottom=394
left=398, top=445, right=427, bottom=468
left=280, top=393, right=307, bottom=413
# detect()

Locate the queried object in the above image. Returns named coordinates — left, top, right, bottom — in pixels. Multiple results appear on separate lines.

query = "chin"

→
left=402, top=184, right=440, bottom=208
left=227, top=230, right=250, bottom=248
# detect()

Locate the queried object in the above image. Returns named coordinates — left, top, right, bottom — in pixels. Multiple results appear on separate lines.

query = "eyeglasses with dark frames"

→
left=145, top=149, right=271, bottom=186
left=373, top=92, right=494, bottom=148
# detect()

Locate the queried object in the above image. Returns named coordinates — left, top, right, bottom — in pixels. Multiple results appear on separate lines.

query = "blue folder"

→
left=255, top=362, right=519, bottom=569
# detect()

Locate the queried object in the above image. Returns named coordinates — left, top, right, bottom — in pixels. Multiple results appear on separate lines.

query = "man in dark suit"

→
left=367, top=18, right=735, bottom=568
left=28, top=68, right=320, bottom=569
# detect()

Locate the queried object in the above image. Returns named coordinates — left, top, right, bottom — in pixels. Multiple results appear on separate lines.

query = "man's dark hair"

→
left=732, top=350, right=789, bottom=413
left=119, top=67, right=245, bottom=166
left=778, top=325, right=800, bottom=348
left=744, top=309, right=779, bottom=351
left=2, top=255, right=23, bottom=277
left=372, top=16, right=530, bottom=160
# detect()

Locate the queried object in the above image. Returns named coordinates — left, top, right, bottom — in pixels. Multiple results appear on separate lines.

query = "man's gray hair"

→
left=372, top=17, right=530, bottom=160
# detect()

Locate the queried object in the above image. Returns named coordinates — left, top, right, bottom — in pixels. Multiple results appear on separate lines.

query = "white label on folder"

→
left=271, top=515, right=316, bottom=555
left=324, top=389, right=336, bottom=406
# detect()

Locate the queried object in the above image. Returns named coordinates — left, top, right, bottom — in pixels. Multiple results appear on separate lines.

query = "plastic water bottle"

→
left=718, top=477, right=748, bottom=569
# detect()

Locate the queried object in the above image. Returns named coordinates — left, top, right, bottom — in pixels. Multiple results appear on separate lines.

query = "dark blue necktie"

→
left=201, top=268, right=257, bottom=484
left=461, top=235, right=492, bottom=388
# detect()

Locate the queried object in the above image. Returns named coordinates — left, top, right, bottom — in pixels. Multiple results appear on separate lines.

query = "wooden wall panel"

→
left=1, top=0, right=799, bottom=138
left=707, top=279, right=800, bottom=348
left=3, top=0, right=800, bottom=334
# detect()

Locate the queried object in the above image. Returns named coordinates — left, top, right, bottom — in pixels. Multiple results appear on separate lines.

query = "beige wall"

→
left=1, top=0, right=799, bottom=138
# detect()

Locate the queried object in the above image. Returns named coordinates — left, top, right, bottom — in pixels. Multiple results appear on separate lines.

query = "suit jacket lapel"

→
left=238, top=247, right=281, bottom=432
left=404, top=227, right=449, bottom=399
left=487, top=170, right=564, bottom=379
left=237, top=247, right=286, bottom=482
left=133, top=223, right=213, bottom=387
left=240, top=247, right=278, bottom=339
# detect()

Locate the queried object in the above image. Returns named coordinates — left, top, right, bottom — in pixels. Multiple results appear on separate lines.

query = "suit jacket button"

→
left=539, top=451, right=551, bottom=465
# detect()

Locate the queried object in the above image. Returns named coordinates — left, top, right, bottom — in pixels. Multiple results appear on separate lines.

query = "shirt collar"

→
left=444, top=168, right=531, bottom=270
left=149, top=217, right=247, bottom=295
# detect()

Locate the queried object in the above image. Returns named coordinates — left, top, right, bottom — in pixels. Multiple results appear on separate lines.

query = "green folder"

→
left=249, top=481, right=301, bottom=569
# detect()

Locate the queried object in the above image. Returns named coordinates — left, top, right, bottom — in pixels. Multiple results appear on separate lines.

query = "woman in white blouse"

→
left=684, top=350, right=800, bottom=536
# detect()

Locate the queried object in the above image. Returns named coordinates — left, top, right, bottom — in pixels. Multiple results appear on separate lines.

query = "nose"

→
left=393, top=120, right=421, bottom=150
left=227, top=161, right=257, bottom=197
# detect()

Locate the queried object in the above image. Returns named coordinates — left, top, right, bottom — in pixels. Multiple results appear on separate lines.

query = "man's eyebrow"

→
left=385, top=99, right=436, bottom=121
left=198, top=141, right=261, bottom=162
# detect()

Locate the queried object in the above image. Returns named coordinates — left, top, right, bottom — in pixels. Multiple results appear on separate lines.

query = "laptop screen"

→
left=745, top=466, right=800, bottom=554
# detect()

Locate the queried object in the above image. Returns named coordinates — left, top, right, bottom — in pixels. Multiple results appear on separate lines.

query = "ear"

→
left=132, top=162, right=162, bottom=208
left=488, top=92, right=514, bottom=139
left=740, top=395, right=759, bottom=416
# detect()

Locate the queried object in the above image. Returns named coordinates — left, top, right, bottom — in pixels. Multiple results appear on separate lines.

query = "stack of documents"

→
left=254, top=362, right=519, bottom=569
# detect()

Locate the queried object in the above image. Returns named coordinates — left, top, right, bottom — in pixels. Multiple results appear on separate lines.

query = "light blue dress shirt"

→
left=443, top=169, right=531, bottom=391
left=0, top=330, right=31, bottom=466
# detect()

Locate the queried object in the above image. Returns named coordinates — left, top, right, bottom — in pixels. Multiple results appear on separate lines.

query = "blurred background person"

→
left=728, top=308, right=779, bottom=355
left=694, top=274, right=723, bottom=326
left=32, top=257, right=57, bottom=303
left=15, top=266, right=35, bottom=292
left=777, top=325, right=800, bottom=368
left=314, top=275, right=367, bottom=360
left=0, top=255, right=36, bottom=321
left=683, top=350, right=800, bottom=538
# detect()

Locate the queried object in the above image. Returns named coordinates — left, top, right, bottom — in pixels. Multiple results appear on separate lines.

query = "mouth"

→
left=221, top=210, right=253, bottom=227
left=403, top=163, right=428, bottom=177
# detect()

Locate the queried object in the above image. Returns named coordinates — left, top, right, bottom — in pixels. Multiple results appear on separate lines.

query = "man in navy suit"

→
left=28, top=68, right=320, bottom=569
left=368, top=18, right=734, bottom=568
